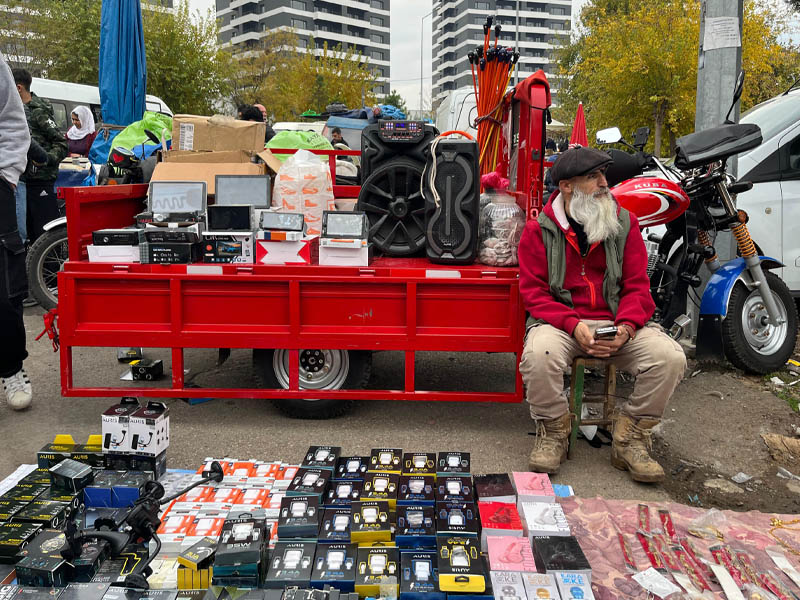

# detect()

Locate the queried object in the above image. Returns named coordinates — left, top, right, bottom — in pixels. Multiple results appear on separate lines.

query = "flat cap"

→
left=549, top=146, right=613, bottom=185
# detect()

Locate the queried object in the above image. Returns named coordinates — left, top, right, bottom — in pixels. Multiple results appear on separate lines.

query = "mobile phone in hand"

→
left=594, top=326, right=618, bottom=340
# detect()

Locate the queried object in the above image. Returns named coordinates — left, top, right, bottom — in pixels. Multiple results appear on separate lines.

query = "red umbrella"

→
left=570, top=102, right=588, bottom=147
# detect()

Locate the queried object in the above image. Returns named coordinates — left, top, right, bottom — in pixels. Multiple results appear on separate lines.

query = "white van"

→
left=435, top=87, right=479, bottom=137
left=30, top=77, right=173, bottom=134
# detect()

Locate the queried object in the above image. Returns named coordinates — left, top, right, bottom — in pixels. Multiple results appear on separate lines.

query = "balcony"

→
left=230, top=31, right=263, bottom=45
left=229, top=12, right=261, bottom=27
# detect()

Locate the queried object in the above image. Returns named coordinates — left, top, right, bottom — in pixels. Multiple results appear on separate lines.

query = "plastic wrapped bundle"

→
left=478, top=191, right=525, bottom=266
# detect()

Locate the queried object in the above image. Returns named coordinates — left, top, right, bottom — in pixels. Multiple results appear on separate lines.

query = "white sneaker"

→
left=2, top=368, right=32, bottom=410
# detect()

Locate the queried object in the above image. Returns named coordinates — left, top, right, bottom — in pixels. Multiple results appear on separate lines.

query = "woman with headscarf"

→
left=66, top=106, right=96, bottom=157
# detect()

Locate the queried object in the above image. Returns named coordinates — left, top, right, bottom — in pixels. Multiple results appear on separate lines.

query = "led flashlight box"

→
left=286, top=469, right=332, bottom=499
left=436, top=536, right=484, bottom=593
left=302, top=447, right=342, bottom=471
left=319, top=508, right=352, bottom=544
left=395, top=506, right=436, bottom=550
left=361, top=473, right=399, bottom=508
left=354, top=546, right=399, bottom=598
left=435, top=503, right=479, bottom=537
left=0, top=522, right=41, bottom=563
left=324, top=480, right=363, bottom=508
left=18, top=469, right=52, bottom=486
left=2, top=484, right=48, bottom=503
left=435, top=477, right=474, bottom=504
left=14, top=501, right=71, bottom=529
left=277, top=495, right=320, bottom=539
left=101, top=398, right=140, bottom=455
left=401, top=454, right=437, bottom=478
left=400, top=551, right=444, bottom=600
left=0, top=499, right=32, bottom=523
left=436, top=453, right=471, bottom=477
left=310, top=543, right=357, bottom=591
left=129, top=401, right=170, bottom=457
left=334, top=457, right=368, bottom=482
left=264, top=541, right=316, bottom=589
left=49, top=459, right=94, bottom=493
left=368, top=449, right=403, bottom=474
left=397, top=476, right=436, bottom=507
left=350, top=501, right=391, bottom=544
left=60, top=583, right=110, bottom=600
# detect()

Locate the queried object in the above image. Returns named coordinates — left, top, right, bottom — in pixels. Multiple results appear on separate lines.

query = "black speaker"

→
left=357, top=120, right=438, bottom=256
left=422, top=138, right=480, bottom=265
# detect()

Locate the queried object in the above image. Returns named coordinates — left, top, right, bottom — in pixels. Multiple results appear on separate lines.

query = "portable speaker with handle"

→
left=422, top=137, right=480, bottom=264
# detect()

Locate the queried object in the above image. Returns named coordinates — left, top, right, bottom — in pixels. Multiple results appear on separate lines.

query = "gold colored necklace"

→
left=769, top=518, right=800, bottom=556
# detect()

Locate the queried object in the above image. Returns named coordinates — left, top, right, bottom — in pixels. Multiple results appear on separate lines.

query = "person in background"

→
left=15, top=134, right=47, bottom=245
left=330, top=127, right=349, bottom=148
left=238, top=104, right=276, bottom=144
left=12, top=68, right=67, bottom=245
left=0, top=51, right=33, bottom=410
left=254, top=103, right=268, bottom=121
left=543, top=139, right=569, bottom=200
left=66, top=106, right=96, bottom=157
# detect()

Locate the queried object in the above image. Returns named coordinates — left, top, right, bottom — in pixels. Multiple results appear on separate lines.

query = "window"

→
left=51, top=102, right=68, bottom=132
left=291, top=18, right=306, bottom=29
left=370, top=33, right=383, bottom=43
left=550, top=6, right=566, bottom=15
left=370, top=16, right=384, bottom=26
left=527, top=18, right=544, bottom=26
left=291, top=0, right=306, bottom=9
left=298, top=38, right=308, bottom=48
left=370, top=0, right=383, bottom=8
left=372, top=50, right=384, bottom=60
left=475, top=2, right=490, bottom=9
left=550, top=21, right=563, bottom=30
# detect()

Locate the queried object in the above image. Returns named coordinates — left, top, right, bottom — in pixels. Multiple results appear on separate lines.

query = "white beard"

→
left=569, top=188, right=621, bottom=244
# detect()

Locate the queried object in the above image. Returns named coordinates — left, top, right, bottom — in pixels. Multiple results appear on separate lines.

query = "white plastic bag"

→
left=272, top=149, right=335, bottom=236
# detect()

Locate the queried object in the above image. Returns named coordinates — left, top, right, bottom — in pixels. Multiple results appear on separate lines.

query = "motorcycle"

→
left=26, top=130, right=161, bottom=310
left=597, top=72, right=798, bottom=374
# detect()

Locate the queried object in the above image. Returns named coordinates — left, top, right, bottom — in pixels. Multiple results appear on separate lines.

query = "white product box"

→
left=129, top=400, right=170, bottom=456
left=101, top=398, right=140, bottom=454
left=255, top=237, right=318, bottom=265
left=318, top=244, right=373, bottom=266
left=87, top=244, right=140, bottom=263
left=201, top=232, right=255, bottom=264
left=520, top=501, right=570, bottom=538
left=490, top=571, right=528, bottom=600
left=521, top=573, right=560, bottom=600
left=555, top=572, right=594, bottom=600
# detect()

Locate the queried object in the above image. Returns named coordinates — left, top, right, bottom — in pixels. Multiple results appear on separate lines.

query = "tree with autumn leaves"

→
left=553, top=0, right=800, bottom=156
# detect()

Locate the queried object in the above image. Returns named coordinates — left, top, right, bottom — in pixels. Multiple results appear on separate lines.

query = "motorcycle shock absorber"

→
left=730, top=214, right=757, bottom=259
left=696, top=230, right=720, bottom=271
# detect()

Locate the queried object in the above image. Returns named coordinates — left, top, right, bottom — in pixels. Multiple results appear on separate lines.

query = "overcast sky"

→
left=186, top=0, right=585, bottom=110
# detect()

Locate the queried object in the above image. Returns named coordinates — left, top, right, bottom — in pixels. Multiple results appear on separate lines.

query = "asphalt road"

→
left=0, top=307, right=668, bottom=502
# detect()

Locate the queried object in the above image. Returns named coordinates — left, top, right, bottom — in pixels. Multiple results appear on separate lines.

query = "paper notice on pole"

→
left=703, top=16, right=741, bottom=51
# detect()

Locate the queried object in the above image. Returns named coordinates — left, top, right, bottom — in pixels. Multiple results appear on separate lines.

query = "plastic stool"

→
left=567, top=357, right=616, bottom=458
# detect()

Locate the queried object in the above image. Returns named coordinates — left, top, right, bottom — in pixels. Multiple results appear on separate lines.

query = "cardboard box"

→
left=318, top=244, right=372, bottom=267
left=489, top=572, right=527, bottom=600
left=151, top=162, right=263, bottom=196
left=436, top=453, right=471, bottom=477
left=435, top=477, right=474, bottom=504
left=362, top=473, right=399, bottom=508
left=49, top=459, right=94, bottom=493
left=368, top=449, right=403, bottom=474
left=435, top=502, right=479, bottom=537
left=172, top=115, right=266, bottom=153
left=129, top=401, right=170, bottom=457
left=277, top=495, right=320, bottom=539
left=286, top=468, right=332, bottom=499
left=60, top=583, right=110, bottom=600
left=350, top=501, right=391, bottom=544
left=162, top=150, right=254, bottom=164
left=255, top=236, right=318, bottom=265
left=521, top=573, right=559, bottom=600
left=101, top=398, right=140, bottom=455
left=302, top=446, right=342, bottom=471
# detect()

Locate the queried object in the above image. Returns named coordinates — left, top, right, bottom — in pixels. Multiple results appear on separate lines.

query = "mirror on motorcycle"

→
left=633, top=127, right=650, bottom=151
left=724, top=71, right=746, bottom=123
left=596, top=126, right=623, bottom=145
left=144, top=129, right=161, bottom=145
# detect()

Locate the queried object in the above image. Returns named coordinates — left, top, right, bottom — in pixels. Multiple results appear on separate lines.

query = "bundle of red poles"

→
left=468, top=16, right=519, bottom=180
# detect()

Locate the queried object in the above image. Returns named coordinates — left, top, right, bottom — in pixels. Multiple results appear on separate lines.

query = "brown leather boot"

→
left=528, top=413, right=572, bottom=474
left=611, top=413, right=665, bottom=483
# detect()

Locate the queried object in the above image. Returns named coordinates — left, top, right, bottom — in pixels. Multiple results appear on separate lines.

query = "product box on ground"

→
left=435, top=477, right=474, bottom=504
left=489, top=571, right=526, bottom=600
left=435, top=503, right=479, bottom=537
left=287, top=468, right=332, bottom=499
left=177, top=537, right=217, bottom=571
left=334, top=457, right=369, bottom=481
left=215, top=515, right=269, bottom=572
left=125, top=401, right=169, bottom=457
left=511, top=473, right=555, bottom=504
left=302, top=447, right=342, bottom=471
left=401, top=454, right=437, bottom=478
left=519, top=502, right=570, bottom=539
left=486, top=537, right=538, bottom=574
left=176, top=566, right=213, bottom=590
left=478, top=502, right=523, bottom=552
left=264, top=541, right=316, bottom=589
left=362, top=473, right=399, bottom=508
left=350, top=501, right=391, bottom=544
left=277, top=495, right=320, bottom=539
left=0, top=499, right=31, bottom=523
left=18, top=468, right=52, bottom=486
left=14, top=500, right=70, bottom=529
left=129, top=360, right=164, bottom=382
left=49, top=459, right=94, bottom=493
left=368, top=449, right=403, bottom=474
left=171, top=115, right=267, bottom=154
left=72, top=540, right=111, bottom=582
left=1, top=483, right=48, bottom=503
left=254, top=237, right=318, bottom=265
left=104, top=452, right=166, bottom=477
left=87, top=245, right=141, bottom=264
left=102, top=588, right=178, bottom=600
left=38, top=435, right=79, bottom=469
left=554, top=572, right=594, bottom=600
left=14, top=589, right=62, bottom=600
left=354, top=546, right=399, bottom=598
left=436, top=536, right=484, bottom=593
left=521, top=573, right=559, bottom=600
left=0, top=522, right=41, bottom=563
left=310, top=543, right=357, bottom=591
left=473, top=474, right=515, bottom=504
left=71, top=438, right=105, bottom=468
left=319, top=508, right=352, bottom=544
left=85, top=471, right=152, bottom=508
left=397, top=476, right=436, bottom=507
left=531, top=536, right=591, bottom=582
left=324, top=480, right=363, bottom=508
left=400, top=551, right=443, bottom=600
left=90, top=546, right=148, bottom=584
left=15, top=529, right=72, bottom=587
left=436, top=453, right=470, bottom=477
left=60, top=582, right=110, bottom=600
left=101, top=399, right=140, bottom=455
left=395, top=506, right=436, bottom=550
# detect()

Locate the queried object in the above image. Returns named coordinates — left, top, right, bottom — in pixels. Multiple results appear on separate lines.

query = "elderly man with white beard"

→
left=517, top=146, right=686, bottom=483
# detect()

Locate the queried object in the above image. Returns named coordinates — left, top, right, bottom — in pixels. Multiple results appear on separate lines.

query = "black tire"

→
left=253, top=349, right=372, bottom=419
left=26, top=226, right=68, bottom=310
left=722, top=271, right=799, bottom=374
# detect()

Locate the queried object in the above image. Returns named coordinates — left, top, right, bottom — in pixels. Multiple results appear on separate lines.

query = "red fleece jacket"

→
left=518, top=195, right=655, bottom=335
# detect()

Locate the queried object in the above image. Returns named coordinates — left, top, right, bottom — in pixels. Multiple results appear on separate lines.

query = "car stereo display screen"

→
left=215, top=175, right=271, bottom=208
left=208, top=205, right=251, bottom=231
left=149, top=182, right=206, bottom=213
left=325, top=213, right=365, bottom=237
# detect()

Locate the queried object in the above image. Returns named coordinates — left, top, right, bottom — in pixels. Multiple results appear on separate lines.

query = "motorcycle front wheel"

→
left=26, top=225, right=68, bottom=310
left=722, top=271, right=798, bottom=374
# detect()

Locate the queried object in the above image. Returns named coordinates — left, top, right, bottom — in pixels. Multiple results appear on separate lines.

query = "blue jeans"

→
left=14, top=179, right=26, bottom=243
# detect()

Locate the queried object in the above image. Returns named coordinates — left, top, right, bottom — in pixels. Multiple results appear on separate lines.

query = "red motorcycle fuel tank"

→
left=611, top=177, right=690, bottom=227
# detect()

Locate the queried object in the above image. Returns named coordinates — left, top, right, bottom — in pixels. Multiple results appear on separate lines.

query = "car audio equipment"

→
left=206, top=204, right=253, bottom=231
left=422, top=134, right=480, bottom=264
left=357, top=121, right=438, bottom=256
left=215, top=175, right=271, bottom=208
left=92, top=229, right=141, bottom=246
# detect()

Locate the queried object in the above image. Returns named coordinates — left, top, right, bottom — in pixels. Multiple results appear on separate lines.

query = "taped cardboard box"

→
left=172, top=115, right=266, bottom=153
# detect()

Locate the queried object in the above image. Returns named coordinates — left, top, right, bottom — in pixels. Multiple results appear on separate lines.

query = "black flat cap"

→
left=549, top=146, right=613, bottom=185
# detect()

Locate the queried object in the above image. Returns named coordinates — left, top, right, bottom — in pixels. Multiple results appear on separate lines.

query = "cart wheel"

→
left=253, top=349, right=372, bottom=419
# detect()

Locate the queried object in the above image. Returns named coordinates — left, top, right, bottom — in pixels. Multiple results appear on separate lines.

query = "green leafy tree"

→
left=381, top=89, right=408, bottom=113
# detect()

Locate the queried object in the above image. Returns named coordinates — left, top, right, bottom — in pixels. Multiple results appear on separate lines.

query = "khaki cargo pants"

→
left=518, top=320, right=687, bottom=421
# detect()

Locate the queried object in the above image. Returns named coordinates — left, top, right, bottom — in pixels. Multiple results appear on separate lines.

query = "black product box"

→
left=14, top=501, right=70, bottom=529
left=103, top=452, right=166, bottom=478
left=0, top=522, right=41, bottom=563
left=368, top=449, right=403, bottom=474
left=142, top=228, right=199, bottom=244
left=362, top=473, right=399, bottom=507
left=395, top=505, right=436, bottom=550
left=302, top=446, right=342, bottom=471
left=319, top=508, right=352, bottom=544
left=38, top=443, right=77, bottom=469
left=531, top=535, right=591, bottom=579
left=310, top=543, right=357, bottom=591
left=89, top=546, right=148, bottom=584
left=324, top=480, right=363, bottom=508
left=0, top=499, right=29, bottom=523
left=1, top=484, right=48, bottom=503
left=398, top=476, right=436, bottom=506
left=71, top=445, right=105, bottom=469
left=264, top=541, right=315, bottom=589
left=354, top=546, right=399, bottom=598
left=435, top=477, right=474, bottom=504
left=36, top=489, right=80, bottom=514
left=216, top=515, right=269, bottom=569
left=102, top=589, right=178, bottom=600
left=60, top=583, right=110, bottom=600
left=177, top=536, right=217, bottom=571
left=72, top=508, right=126, bottom=531
left=15, top=554, right=71, bottom=587
left=400, top=551, right=444, bottom=600
left=72, top=540, right=110, bottom=583
left=334, top=457, right=368, bottom=481
left=435, top=535, right=484, bottom=593
left=401, top=453, right=437, bottom=477
left=287, top=468, right=332, bottom=498
left=350, top=501, right=391, bottom=544
left=14, top=588, right=63, bottom=600
left=435, top=502, right=479, bottom=536
left=277, top=495, right=320, bottom=539
left=472, top=474, right=514, bottom=503
left=129, top=360, right=164, bottom=382
left=50, top=459, right=95, bottom=493
left=436, top=453, right=471, bottom=476
left=18, top=469, right=51, bottom=486
left=92, top=229, right=141, bottom=246
left=174, top=593, right=207, bottom=600
left=142, top=242, right=201, bottom=264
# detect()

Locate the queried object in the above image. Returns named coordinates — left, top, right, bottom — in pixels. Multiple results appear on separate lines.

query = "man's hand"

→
left=572, top=321, right=612, bottom=358
left=593, top=326, right=631, bottom=355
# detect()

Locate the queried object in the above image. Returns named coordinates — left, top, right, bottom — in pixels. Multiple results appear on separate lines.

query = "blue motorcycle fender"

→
left=699, top=256, right=784, bottom=317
